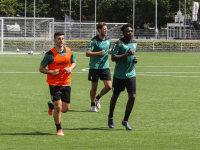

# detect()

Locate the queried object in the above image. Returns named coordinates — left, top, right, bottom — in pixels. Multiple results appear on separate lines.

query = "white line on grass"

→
left=137, top=74, right=200, bottom=78
left=137, top=66, right=200, bottom=68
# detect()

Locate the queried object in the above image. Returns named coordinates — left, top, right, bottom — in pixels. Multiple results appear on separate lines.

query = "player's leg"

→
left=109, top=92, right=120, bottom=118
left=122, top=77, right=136, bottom=130
left=90, top=82, right=98, bottom=112
left=108, top=92, right=120, bottom=128
left=49, top=86, right=64, bottom=136
left=98, top=80, right=112, bottom=97
left=124, top=93, right=136, bottom=120
left=90, top=82, right=98, bottom=103
left=53, top=99, right=64, bottom=136
left=108, top=78, right=124, bottom=128
left=62, top=102, right=70, bottom=113
left=61, top=86, right=71, bottom=113
left=88, top=69, right=99, bottom=112
left=96, top=69, right=112, bottom=109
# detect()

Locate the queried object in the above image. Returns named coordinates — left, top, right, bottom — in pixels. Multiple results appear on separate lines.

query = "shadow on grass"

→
left=44, top=110, right=92, bottom=113
left=0, top=132, right=54, bottom=135
left=63, top=127, right=123, bottom=131
left=68, top=110, right=93, bottom=112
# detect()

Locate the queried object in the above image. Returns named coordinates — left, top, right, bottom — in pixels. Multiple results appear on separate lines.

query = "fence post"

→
left=153, top=40, right=155, bottom=51
left=1, top=18, right=4, bottom=52
left=52, top=19, right=54, bottom=47
left=181, top=40, right=183, bottom=51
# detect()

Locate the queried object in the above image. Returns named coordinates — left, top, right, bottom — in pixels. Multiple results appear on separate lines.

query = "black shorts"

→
left=49, top=85, right=71, bottom=103
left=112, top=77, right=136, bottom=94
left=88, top=68, right=111, bottom=82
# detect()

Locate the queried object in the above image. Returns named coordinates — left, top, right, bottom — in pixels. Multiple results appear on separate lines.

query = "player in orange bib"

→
left=39, top=32, right=76, bottom=136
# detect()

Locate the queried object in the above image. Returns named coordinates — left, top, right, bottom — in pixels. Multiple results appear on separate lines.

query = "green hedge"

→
left=1, top=39, right=200, bottom=52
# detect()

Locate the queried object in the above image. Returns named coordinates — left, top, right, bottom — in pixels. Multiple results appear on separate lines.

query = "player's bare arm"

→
left=133, top=53, right=138, bottom=64
left=108, top=48, right=112, bottom=54
left=86, top=49, right=105, bottom=57
left=64, top=62, right=76, bottom=73
left=39, top=65, right=59, bottom=76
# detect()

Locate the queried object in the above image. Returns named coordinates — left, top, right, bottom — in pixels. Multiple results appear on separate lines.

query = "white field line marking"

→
left=0, top=72, right=87, bottom=73
left=138, top=72, right=200, bottom=73
left=137, top=66, right=200, bottom=68
left=137, top=74, right=200, bottom=78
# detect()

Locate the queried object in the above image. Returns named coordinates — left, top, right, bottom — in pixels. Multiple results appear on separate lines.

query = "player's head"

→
left=121, top=23, right=133, bottom=40
left=97, top=22, right=107, bottom=36
left=54, top=32, right=65, bottom=47
left=54, top=32, right=64, bottom=40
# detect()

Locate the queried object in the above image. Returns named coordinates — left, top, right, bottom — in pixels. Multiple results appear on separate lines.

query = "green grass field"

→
left=0, top=52, right=200, bottom=150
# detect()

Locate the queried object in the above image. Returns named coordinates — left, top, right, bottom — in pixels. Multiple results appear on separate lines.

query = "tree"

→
left=0, top=0, right=16, bottom=17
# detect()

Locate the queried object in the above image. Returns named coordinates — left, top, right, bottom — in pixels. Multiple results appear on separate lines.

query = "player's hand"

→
left=133, top=55, right=138, bottom=64
left=51, top=69, right=60, bottom=76
left=64, top=68, right=72, bottom=73
left=126, top=48, right=134, bottom=56
left=99, top=50, right=105, bottom=55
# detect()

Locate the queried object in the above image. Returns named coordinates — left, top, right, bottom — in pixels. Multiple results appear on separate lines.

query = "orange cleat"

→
left=57, top=129, right=64, bottom=136
left=48, top=108, right=54, bottom=116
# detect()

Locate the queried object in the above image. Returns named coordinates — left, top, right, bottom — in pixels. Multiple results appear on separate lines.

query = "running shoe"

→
left=91, top=106, right=98, bottom=112
left=108, top=116, right=114, bottom=128
left=96, top=98, right=101, bottom=109
left=57, top=129, right=64, bottom=136
left=121, top=120, right=132, bottom=130
left=48, top=108, right=54, bottom=116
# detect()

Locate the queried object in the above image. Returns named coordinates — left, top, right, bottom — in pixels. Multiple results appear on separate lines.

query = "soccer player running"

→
left=86, top=22, right=112, bottom=112
left=108, top=24, right=138, bottom=130
left=39, top=32, right=76, bottom=136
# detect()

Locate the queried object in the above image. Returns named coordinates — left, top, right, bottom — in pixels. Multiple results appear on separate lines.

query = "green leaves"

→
left=0, top=0, right=195, bottom=29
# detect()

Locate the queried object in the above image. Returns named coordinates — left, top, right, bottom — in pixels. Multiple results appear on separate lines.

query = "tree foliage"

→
left=0, top=0, right=198, bottom=29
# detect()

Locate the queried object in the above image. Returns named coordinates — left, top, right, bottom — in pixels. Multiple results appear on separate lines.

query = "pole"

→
left=1, top=19, right=4, bottom=52
left=179, top=0, right=181, bottom=38
left=184, top=0, right=186, bottom=40
left=33, top=0, right=35, bottom=50
left=69, top=0, right=71, bottom=38
left=95, top=0, right=96, bottom=36
left=155, top=0, right=157, bottom=40
left=79, top=0, right=81, bottom=38
left=64, top=14, right=66, bottom=46
left=25, top=0, right=26, bottom=39
left=133, top=0, right=135, bottom=38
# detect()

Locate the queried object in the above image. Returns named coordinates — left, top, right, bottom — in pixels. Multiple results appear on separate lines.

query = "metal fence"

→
left=0, top=17, right=54, bottom=52
left=1, top=17, right=200, bottom=53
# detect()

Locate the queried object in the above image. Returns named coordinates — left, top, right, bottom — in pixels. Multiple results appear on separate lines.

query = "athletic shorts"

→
left=88, top=68, right=111, bottom=82
left=112, top=77, right=136, bottom=94
left=49, top=85, right=71, bottom=103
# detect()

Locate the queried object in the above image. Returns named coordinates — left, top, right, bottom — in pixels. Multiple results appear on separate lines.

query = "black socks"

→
left=56, top=123, right=62, bottom=131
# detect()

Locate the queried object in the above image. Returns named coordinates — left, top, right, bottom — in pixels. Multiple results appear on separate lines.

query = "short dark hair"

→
left=121, top=23, right=133, bottom=31
left=54, top=32, right=64, bottom=39
left=97, top=22, right=107, bottom=32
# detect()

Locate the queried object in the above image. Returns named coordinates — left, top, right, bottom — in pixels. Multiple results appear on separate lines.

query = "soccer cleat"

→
left=91, top=106, right=98, bottom=112
left=121, top=120, right=132, bottom=130
left=108, top=116, right=114, bottom=128
left=95, top=98, right=101, bottom=109
left=47, top=101, right=54, bottom=116
left=48, top=108, right=54, bottom=116
left=57, top=129, right=64, bottom=136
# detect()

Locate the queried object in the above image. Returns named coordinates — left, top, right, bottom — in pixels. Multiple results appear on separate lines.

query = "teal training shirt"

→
left=87, top=35, right=111, bottom=69
left=40, top=47, right=76, bottom=67
left=110, top=38, right=137, bottom=79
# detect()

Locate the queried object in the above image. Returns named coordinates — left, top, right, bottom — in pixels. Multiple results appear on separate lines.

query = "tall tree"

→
left=0, top=0, right=16, bottom=17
